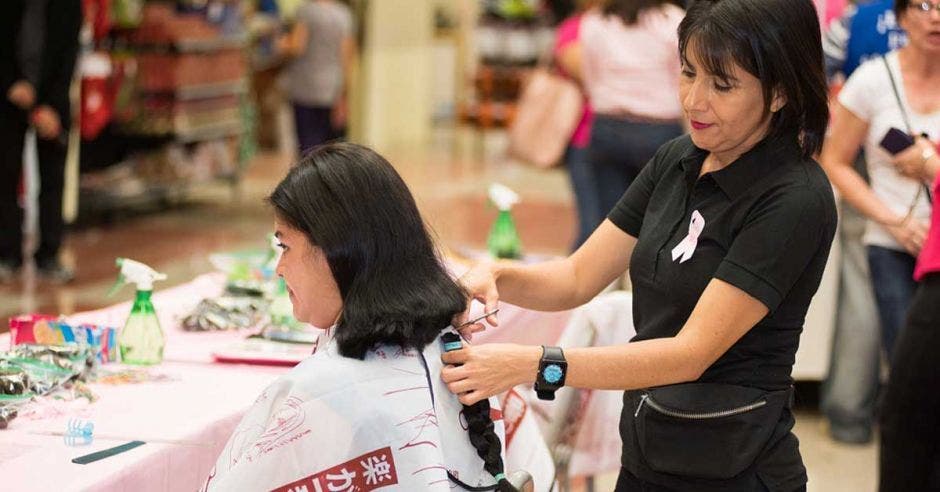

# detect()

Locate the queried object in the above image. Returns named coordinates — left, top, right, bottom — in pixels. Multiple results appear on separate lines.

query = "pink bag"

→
left=507, top=68, right=584, bottom=168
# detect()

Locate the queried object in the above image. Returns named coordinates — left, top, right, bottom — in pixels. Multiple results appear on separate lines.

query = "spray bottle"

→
left=487, top=183, right=523, bottom=259
left=110, top=258, right=167, bottom=365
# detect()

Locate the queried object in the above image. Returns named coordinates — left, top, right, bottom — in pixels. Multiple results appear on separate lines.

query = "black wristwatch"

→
left=535, top=346, right=567, bottom=400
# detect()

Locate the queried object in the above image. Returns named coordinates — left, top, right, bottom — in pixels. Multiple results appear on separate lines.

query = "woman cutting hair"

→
left=444, top=1, right=835, bottom=490
left=204, top=143, right=552, bottom=491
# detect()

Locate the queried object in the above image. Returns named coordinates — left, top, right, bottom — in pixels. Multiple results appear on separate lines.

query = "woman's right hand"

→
left=454, top=261, right=501, bottom=340
left=886, top=216, right=929, bottom=256
left=891, top=136, right=938, bottom=181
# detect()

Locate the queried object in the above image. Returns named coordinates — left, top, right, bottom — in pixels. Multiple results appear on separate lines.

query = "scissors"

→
left=457, top=309, right=499, bottom=328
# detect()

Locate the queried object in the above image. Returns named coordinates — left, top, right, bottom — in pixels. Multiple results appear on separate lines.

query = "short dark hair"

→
left=679, top=0, right=829, bottom=159
left=895, top=0, right=911, bottom=16
left=268, top=142, right=466, bottom=360
left=603, top=0, right=685, bottom=25
left=894, top=0, right=919, bottom=19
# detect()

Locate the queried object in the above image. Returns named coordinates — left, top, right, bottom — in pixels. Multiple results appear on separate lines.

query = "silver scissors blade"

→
left=458, top=309, right=499, bottom=328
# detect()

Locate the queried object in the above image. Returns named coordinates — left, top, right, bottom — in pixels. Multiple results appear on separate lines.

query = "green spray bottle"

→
left=487, top=183, right=523, bottom=259
left=111, top=258, right=167, bottom=365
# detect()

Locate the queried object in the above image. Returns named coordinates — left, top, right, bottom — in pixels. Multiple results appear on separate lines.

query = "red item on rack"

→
left=80, top=52, right=117, bottom=139
left=82, top=0, right=112, bottom=41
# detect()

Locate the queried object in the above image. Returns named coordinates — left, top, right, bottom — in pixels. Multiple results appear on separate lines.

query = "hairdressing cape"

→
left=203, top=328, right=555, bottom=491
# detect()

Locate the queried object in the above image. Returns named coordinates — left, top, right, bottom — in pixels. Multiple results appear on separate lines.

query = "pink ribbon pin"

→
left=671, top=210, right=705, bottom=264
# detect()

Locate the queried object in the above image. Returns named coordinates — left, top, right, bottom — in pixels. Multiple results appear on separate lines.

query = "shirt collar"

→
left=680, top=133, right=803, bottom=200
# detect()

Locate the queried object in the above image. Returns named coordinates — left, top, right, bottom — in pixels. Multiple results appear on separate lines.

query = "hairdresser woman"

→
left=442, top=1, right=835, bottom=490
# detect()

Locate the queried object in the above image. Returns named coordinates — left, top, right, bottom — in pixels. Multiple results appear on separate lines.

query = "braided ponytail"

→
left=440, top=333, right=517, bottom=491
left=462, top=398, right=517, bottom=492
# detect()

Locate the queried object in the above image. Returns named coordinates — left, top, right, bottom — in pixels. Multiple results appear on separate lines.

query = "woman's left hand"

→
left=441, top=343, right=541, bottom=405
left=891, top=137, right=937, bottom=181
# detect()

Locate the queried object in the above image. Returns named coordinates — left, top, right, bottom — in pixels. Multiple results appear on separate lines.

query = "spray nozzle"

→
left=488, top=183, right=520, bottom=211
left=108, top=258, right=167, bottom=297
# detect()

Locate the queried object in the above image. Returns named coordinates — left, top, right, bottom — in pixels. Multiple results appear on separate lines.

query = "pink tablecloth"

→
left=0, top=272, right=589, bottom=490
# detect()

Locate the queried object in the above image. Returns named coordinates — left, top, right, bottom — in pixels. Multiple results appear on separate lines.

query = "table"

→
left=0, top=272, right=583, bottom=491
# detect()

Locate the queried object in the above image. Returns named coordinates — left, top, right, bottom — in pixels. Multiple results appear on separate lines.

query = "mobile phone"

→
left=880, top=127, right=915, bottom=155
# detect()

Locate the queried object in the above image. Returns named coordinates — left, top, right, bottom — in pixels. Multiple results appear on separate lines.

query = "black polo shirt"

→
left=609, top=133, right=837, bottom=390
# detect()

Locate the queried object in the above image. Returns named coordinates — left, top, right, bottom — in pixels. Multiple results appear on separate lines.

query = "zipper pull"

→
left=635, top=394, right=648, bottom=417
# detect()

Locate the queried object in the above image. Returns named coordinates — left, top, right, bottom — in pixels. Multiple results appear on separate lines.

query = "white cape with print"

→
left=203, top=328, right=554, bottom=492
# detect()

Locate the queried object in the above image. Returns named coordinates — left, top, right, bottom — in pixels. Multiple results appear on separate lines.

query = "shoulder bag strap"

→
left=881, top=55, right=933, bottom=204
left=882, top=54, right=914, bottom=134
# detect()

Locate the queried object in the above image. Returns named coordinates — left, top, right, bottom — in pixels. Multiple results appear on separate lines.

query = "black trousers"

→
left=291, top=102, right=342, bottom=156
left=0, top=104, right=67, bottom=266
left=880, top=274, right=940, bottom=491
left=614, top=467, right=807, bottom=492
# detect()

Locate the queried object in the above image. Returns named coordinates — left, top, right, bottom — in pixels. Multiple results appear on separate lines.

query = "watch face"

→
left=542, top=364, right=564, bottom=384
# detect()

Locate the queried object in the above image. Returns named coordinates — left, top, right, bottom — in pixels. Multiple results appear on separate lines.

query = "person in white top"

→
left=820, top=0, right=940, bottom=358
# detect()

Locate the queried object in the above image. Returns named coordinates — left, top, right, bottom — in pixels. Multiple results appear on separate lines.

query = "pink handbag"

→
left=507, top=68, right=584, bottom=168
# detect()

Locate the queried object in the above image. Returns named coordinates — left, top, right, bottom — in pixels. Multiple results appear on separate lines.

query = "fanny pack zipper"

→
left=634, top=393, right=767, bottom=419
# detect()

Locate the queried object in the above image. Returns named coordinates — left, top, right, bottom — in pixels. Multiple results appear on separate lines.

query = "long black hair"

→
left=678, top=0, right=829, bottom=159
left=268, top=143, right=516, bottom=491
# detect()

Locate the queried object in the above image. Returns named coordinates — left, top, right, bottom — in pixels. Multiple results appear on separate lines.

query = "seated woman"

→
left=203, top=143, right=552, bottom=492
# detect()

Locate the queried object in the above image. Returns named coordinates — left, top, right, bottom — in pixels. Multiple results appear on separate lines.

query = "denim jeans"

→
left=587, top=115, right=682, bottom=221
left=820, top=203, right=881, bottom=443
left=564, top=145, right=602, bottom=250
left=867, top=245, right=917, bottom=359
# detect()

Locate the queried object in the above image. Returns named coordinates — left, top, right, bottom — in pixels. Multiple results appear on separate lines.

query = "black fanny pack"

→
left=621, top=382, right=794, bottom=482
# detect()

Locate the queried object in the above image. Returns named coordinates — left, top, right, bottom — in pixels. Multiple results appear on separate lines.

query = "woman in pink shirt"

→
left=579, top=0, right=686, bottom=225
left=553, top=5, right=599, bottom=250
left=881, top=135, right=940, bottom=491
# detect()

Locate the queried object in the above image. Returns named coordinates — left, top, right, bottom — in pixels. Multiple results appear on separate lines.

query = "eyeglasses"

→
left=910, top=1, right=940, bottom=14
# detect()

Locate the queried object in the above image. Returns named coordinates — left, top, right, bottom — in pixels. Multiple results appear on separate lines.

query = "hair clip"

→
left=64, top=418, right=94, bottom=447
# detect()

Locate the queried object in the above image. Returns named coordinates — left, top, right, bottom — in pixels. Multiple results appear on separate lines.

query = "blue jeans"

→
left=821, top=203, right=880, bottom=443
left=564, top=145, right=601, bottom=250
left=867, top=245, right=917, bottom=359
left=587, top=116, right=682, bottom=221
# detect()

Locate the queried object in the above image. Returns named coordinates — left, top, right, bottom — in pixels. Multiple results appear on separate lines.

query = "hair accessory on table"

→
left=64, top=418, right=94, bottom=446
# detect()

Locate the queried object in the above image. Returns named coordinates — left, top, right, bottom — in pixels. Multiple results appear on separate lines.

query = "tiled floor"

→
left=0, top=127, right=876, bottom=490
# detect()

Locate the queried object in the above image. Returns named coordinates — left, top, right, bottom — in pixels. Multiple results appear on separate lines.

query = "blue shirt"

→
left=842, top=0, right=906, bottom=77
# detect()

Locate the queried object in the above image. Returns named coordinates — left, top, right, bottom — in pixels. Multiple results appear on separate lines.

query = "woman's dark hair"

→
left=604, top=0, right=684, bottom=25
left=269, top=142, right=465, bottom=359
left=895, top=0, right=912, bottom=16
left=678, top=0, right=829, bottom=159
left=268, top=142, right=515, bottom=491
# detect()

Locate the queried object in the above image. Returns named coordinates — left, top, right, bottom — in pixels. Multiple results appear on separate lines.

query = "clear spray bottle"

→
left=110, top=258, right=167, bottom=365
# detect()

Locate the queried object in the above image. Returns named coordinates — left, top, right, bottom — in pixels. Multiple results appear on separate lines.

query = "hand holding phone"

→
left=880, top=127, right=915, bottom=155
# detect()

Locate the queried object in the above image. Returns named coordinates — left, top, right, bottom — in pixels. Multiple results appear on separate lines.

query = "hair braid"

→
left=463, top=398, right=517, bottom=491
